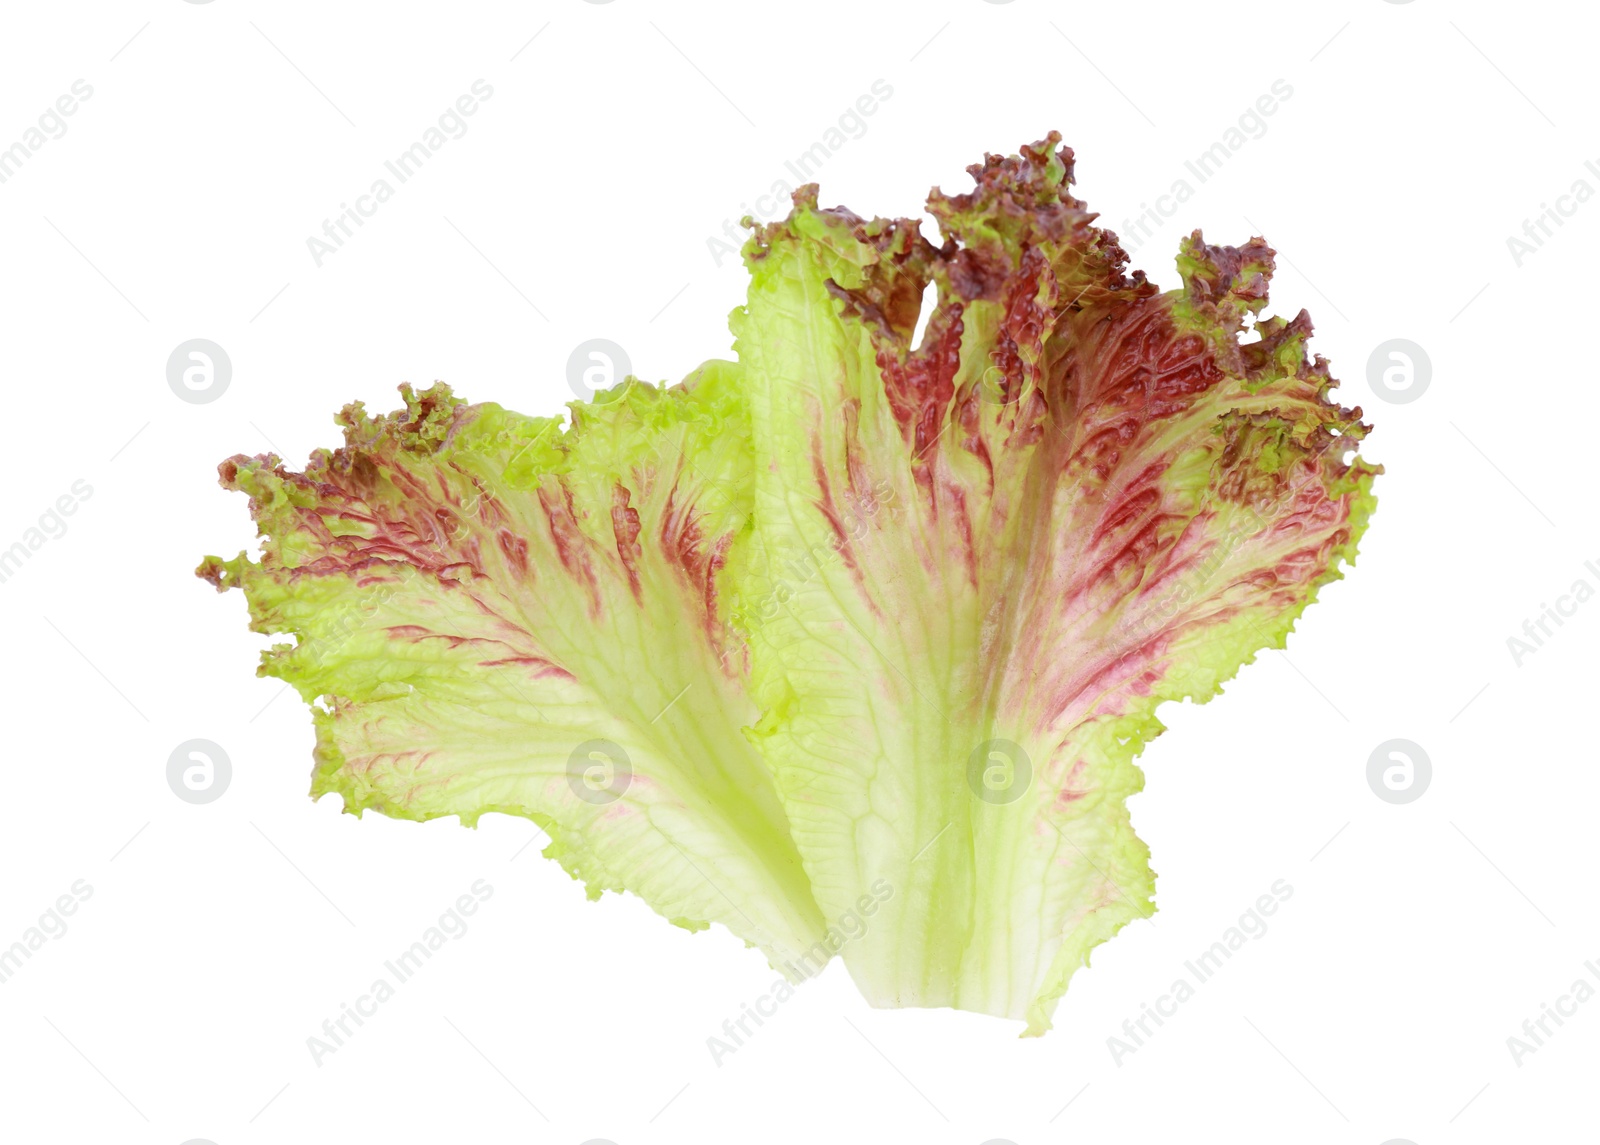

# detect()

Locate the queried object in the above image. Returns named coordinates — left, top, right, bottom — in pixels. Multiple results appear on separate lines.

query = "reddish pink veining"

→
left=988, top=244, right=1053, bottom=406
left=1121, top=511, right=1217, bottom=609
left=874, top=301, right=966, bottom=505
left=1053, top=757, right=1090, bottom=804
left=538, top=482, right=600, bottom=614
left=657, top=484, right=702, bottom=577
left=1006, top=277, right=1367, bottom=738
left=809, top=435, right=859, bottom=575
left=383, top=625, right=502, bottom=652
left=477, top=656, right=576, bottom=682
left=497, top=529, right=529, bottom=576
left=839, top=399, right=870, bottom=501
left=954, top=386, right=995, bottom=493
left=476, top=491, right=506, bottom=529
left=702, top=531, right=733, bottom=648
left=946, top=483, right=978, bottom=588
left=658, top=485, right=710, bottom=594
left=262, top=456, right=489, bottom=583
left=223, top=397, right=628, bottom=727
left=657, top=482, right=738, bottom=649
left=1064, top=308, right=1223, bottom=482
left=1005, top=389, right=1049, bottom=450
left=1091, top=482, right=1162, bottom=546
left=1038, top=629, right=1168, bottom=731
left=750, top=161, right=1375, bottom=816
left=381, top=594, right=581, bottom=684
left=806, top=432, right=888, bottom=619
left=610, top=483, right=644, bottom=604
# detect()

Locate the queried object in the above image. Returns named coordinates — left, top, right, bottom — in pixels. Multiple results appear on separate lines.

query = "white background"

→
left=1, top=2, right=1594, bottom=1143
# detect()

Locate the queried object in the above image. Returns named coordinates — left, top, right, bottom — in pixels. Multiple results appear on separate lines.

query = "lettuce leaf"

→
left=199, top=370, right=827, bottom=969
left=730, top=134, right=1376, bottom=1033
left=201, top=133, right=1377, bottom=1035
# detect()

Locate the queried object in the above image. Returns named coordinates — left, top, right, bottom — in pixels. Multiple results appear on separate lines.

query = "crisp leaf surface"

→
left=201, top=372, right=826, bottom=968
left=201, top=134, right=1378, bottom=1034
left=731, top=134, right=1377, bottom=1032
